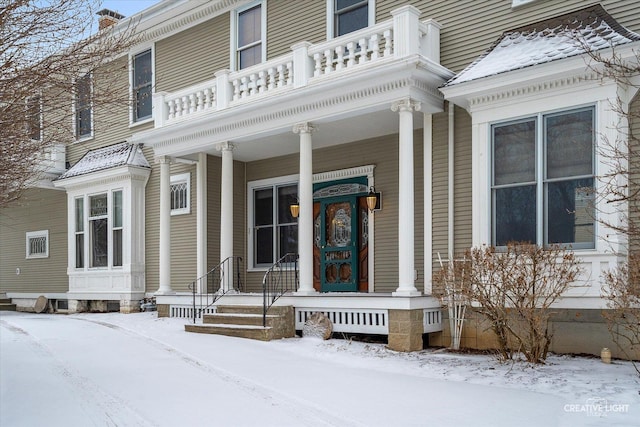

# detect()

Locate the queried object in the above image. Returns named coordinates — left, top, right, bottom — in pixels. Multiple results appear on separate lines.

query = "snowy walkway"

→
left=1, top=311, right=637, bottom=426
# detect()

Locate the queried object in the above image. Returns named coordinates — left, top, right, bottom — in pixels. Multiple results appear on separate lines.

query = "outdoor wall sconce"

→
left=290, top=201, right=300, bottom=218
left=366, top=186, right=382, bottom=212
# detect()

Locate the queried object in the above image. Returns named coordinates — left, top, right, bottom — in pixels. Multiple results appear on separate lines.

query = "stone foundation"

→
left=157, top=304, right=170, bottom=318
left=429, top=308, right=639, bottom=360
left=69, top=300, right=88, bottom=313
left=120, top=300, right=140, bottom=314
left=388, top=309, right=424, bottom=351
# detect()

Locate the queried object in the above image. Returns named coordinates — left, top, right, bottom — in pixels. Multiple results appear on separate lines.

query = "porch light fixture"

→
left=290, top=202, right=300, bottom=218
left=366, top=186, right=381, bottom=212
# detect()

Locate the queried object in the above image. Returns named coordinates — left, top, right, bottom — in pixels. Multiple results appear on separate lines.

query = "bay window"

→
left=75, top=190, right=123, bottom=269
left=492, top=106, right=595, bottom=248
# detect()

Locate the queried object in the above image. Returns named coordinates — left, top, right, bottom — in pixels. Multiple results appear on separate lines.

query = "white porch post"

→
left=392, top=98, right=421, bottom=296
left=217, top=142, right=234, bottom=292
left=196, top=153, right=208, bottom=287
left=157, top=156, right=173, bottom=294
left=293, top=122, right=317, bottom=295
left=423, top=112, right=433, bottom=295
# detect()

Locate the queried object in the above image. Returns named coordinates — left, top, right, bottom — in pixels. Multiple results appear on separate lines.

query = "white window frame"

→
left=170, top=173, right=191, bottom=216
left=73, top=72, right=94, bottom=141
left=326, top=0, right=375, bottom=39
left=26, top=230, right=49, bottom=259
left=230, top=0, right=267, bottom=71
left=74, top=197, right=85, bottom=268
left=490, top=106, right=596, bottom=249
left=247, top=174, right=298, bottom=270
left=129, top=44, right=155, bottom=126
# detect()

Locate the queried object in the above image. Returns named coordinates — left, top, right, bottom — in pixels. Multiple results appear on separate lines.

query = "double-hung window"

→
left=235, top=2, right=264, bottom=70
left=331, top=0, right=373, bottom=37
left=26, top=95, right=42, bottom=141
left=75, top=198, right=84, bottom=268
left=132, top=49, right=152, bottom=122
left=76, top=191, right=124, bottom=268
left=89, top=194, right=109, bottom=267
left=491, top=106, right=595, bottom=249
left=75, top=73, right=92, bottom=139
left=251, top=182, right=298, bottom=268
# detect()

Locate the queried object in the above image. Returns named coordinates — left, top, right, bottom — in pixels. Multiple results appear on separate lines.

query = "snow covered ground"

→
left=1, top=311, right=638, bottom=427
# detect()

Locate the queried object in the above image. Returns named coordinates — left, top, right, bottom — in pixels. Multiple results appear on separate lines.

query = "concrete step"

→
left=202, top=312, right=279, bottom=327
left=216, top=305, right=291, bottom=316
left=185, top=323, right=273, bottom=341
left=0, top=302, right=17, bottom=311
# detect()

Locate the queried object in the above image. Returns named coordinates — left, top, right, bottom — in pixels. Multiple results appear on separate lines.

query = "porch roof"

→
left=57, top=142, right=150, bottom=180
left=445, top=4, right=640, bottom=87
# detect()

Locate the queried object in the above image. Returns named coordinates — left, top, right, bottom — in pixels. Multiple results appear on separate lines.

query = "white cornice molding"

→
left=313, top=165, right=375, bottom=184
left=467, top=71, right=603, bottom=110
left=53, top=165, right=151, bottom=191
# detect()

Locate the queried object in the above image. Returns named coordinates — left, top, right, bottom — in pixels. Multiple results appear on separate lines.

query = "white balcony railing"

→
left=153, top=6, right=441, bottom=128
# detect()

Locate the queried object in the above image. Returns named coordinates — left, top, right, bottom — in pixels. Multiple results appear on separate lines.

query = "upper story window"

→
left=248, top=176, right=298, bottom=268
left=233, top=1, right=265, bottom=70
left=491, top=107, right=595, bottom=249
left=131, top=48, right=153, bottom=122
left=26, top=230, right=49, bottom=259
left=329, top=0, right=374, bottom=38
left=170, top=173, right=190, bottom=215
left=26, top=95, right=42, bottom=141
left=75, top=73, right=92, bottom=139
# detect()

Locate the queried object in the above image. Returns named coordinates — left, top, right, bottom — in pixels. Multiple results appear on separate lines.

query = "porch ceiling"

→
left=175, top=108, right=423, bottom=163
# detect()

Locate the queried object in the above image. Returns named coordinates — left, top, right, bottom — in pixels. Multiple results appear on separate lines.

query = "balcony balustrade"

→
left=152, top=6, right=441, bottom=129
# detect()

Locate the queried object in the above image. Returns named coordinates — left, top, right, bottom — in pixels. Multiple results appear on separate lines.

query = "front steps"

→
left=184, top=305, right=295, bottom=341
left=0, top=297, right=17, bottom=311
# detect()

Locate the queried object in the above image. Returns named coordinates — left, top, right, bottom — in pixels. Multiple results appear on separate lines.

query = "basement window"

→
left=26, top=230, right=49, bottom=259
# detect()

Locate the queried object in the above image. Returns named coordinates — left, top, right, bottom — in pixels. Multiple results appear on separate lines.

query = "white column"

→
left=392, top=98, right=421, bottom=297
left=217, top=142, right=234, bottom=292
left=423, top=112, right=433, bottom=295
left=293, top=122, right=317, bottom=295
left=196, top=153, right=207, bottom=286
left=157, top=156, right=173, bottom=294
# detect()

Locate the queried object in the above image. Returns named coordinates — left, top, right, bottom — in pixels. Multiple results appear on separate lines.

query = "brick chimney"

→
left=97, top=9, right=125, bottom=30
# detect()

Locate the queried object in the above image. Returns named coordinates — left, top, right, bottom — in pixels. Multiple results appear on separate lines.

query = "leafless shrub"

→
left=437, top=243, right=583, bottom=363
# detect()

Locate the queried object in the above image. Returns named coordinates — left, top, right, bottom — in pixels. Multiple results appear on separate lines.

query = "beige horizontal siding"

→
left=377, top=0, right=640, bottom=73
left=155, top=13, right=230, bottom=93
left=267, top=0, right=326, bottom=59
left=453, top=106, right=472, bottom=253
left=0, top=188, right=68, bottom=294
left=431, top=108, right=449, bottom=295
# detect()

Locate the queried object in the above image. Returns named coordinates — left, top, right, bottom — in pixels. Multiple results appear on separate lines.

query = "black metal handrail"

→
left=262, top=253, right=299, bottom=327
left=188, top=256, right=243, bottom=323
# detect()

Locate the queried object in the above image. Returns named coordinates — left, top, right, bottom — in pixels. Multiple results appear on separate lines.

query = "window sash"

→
left=132, top=50, right=152, bottom=121
left=26, top=95, right=42, bottom=141
left=252, top=183, right=298, bottom=267
left=75, top=74, right=92, bottom=138
left=236, top=4, right=262, bottom=69
left=491, top=107, right=595, bottom=248
left=335, top=0, right=369, bottom=36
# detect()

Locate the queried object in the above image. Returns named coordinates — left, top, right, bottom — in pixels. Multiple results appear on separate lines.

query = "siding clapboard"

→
left=0, top=188, right=68, bottom=293
left=266, top=0, right=326, bottom=59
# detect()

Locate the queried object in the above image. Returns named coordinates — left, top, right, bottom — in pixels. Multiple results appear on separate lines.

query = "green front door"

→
left=320, top=197, right=358, bottom=292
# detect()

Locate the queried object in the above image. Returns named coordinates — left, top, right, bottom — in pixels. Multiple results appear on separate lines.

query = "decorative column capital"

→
left=391, top=98, right=421, bottom=113
left=156, top=156, right=171, bottom=165
left=216, top=141, right=235, bottom=152
left=293, top=122, right=317, bottom=134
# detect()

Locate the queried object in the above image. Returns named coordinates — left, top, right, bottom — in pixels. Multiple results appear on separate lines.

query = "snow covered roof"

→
left=57, top=142, right=150, bottom=180
left=445, top=5, right=640, bottom=86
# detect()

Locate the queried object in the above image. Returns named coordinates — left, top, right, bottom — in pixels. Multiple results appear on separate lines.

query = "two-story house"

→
left=1, top=0, right=638, bottom=356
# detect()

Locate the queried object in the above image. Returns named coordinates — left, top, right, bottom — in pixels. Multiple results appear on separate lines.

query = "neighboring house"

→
left=1, top=0, right=638, bottom=356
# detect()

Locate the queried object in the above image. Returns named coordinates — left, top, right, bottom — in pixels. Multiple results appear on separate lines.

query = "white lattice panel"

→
left=296, top=308, right=388, bottom=334
left=423, top=308, right=443, bottom=333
